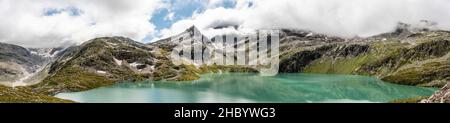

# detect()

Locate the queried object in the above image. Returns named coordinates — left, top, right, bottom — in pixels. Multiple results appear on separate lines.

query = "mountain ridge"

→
left=1, top=23, right=449, bottom=103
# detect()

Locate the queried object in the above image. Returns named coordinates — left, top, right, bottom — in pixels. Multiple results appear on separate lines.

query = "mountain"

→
left=278, top=24, right=450, bottom=88
left=150, top=24, right=448, bottom=89
left=1, top=23, right=449, bottom=103
left=31, top=36, right=168, bottom=94
left=28, top=24, right=450, bottom=101
left=0, top=43, right=71, bottom=103
left=151, top=26, right=215, bottom=66
left=0, top=42, right=63, bottom=87
left=31, top=33, right=254, bottom=95
left=152, top=26, right=211, bottom=50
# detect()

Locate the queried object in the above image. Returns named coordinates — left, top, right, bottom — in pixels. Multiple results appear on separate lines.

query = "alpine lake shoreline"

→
left=2, top=25, right=449, bottom=103
left=51, top=71, right=439, bottom=103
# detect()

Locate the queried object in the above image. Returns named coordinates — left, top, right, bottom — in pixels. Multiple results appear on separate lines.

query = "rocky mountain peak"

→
left=1, top=42, right=57, bottom=86
left=150, top=25, right=212, bottom=52
left=395, top=20, right=438, bottom=33
left=186, top=25, right=201, bottom=34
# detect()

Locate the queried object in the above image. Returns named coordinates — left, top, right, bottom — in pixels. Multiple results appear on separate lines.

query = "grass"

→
left=0, top=85, right=74, bottom=103
left=389, top=96, right=428, bottom=103
left=32, top=66, right=115, bottom=95
left=382, top=61, right=450, bottom=86
left=303, top=54, right=376, bottom=74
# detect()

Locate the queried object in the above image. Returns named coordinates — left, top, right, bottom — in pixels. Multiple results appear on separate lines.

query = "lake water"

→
left=55, top=73, right=437, bottom=103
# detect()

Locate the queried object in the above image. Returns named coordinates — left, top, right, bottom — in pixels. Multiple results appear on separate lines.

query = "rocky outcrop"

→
left=279, top=50, right=322, bottom=73
left=332, top=44, right=370, bottom=57
left=421, top=82, right=450, bottom=103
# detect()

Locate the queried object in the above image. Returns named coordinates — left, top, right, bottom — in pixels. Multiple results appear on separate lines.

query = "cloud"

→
left=159, top=0, right=450, bottom=39
left=164, top=12, right=175, bottom=21
left=158, top=7, right=244, bottom=39
left=3, top=0, right=450, bottom=47
left=0, top=0, right=163, bottom=48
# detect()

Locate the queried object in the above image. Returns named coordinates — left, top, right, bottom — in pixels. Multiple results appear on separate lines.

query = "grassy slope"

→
left=31, top=66, right=115, bottom=95
left=303, top=40, right=408, bottom=74
left=0, top=85, right=74, bottom=103
left=388, top=96, right=428, bottom=103
left=303, top=54, right=376, bottom=74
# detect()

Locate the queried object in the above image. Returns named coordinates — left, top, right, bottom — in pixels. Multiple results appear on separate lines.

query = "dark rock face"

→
left=405, top=40, right=450, bottom=60
left=0, top=69, right=16, bottom=75
left=279, top=50, right=322, bottom=73
left=279, top=44, right=370, bottom=73
left=334, top=44, right=370, bottom=57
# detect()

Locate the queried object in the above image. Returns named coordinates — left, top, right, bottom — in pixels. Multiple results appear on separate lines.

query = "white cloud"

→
left=3, top=0, right=450, bottom=47
left=0, top=0, right=164, bottom=48
left=160, top=0, right=450, bottom=39
left=164, top=12, right=175, bottom=21
left=158, top=7, right=244, bottom=39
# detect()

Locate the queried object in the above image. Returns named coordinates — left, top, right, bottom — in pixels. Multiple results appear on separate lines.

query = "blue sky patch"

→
left=150, top=0, right=237, bottom=31
left=43, top=7, right=83, bottom=16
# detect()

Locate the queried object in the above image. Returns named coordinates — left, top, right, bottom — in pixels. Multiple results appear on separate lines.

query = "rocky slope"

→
left=421, top=82, right=450, bottom=103
left=0, top=42, right=63, bottom=86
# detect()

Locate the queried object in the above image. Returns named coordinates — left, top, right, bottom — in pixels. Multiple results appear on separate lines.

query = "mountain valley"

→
left=0, top=23, right=449, bottom=103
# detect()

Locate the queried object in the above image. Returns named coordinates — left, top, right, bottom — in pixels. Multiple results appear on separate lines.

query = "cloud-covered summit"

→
left=160, top=0, right=450, bottom=39
left=1, top=0, right=450, bottom=48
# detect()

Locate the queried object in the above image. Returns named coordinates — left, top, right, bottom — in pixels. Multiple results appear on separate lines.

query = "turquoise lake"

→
left=55, top=73, right=437, bottom=103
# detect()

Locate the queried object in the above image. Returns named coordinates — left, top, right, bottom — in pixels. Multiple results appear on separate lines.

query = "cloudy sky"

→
left=1, top=0, right=450, bottom=48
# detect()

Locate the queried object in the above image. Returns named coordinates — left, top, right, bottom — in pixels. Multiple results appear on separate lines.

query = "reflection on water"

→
left=55, top=73, right=437, bottom=103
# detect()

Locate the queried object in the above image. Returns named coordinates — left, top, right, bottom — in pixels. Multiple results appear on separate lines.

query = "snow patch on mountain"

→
left=113, top=57, right=123, bottom=66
